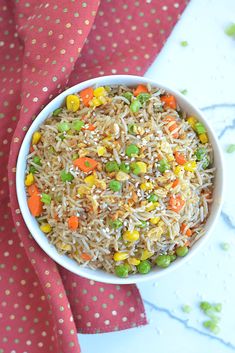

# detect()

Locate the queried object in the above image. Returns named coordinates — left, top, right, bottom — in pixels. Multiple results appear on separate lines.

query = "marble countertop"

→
left=80, top=0, right=235, bottom=352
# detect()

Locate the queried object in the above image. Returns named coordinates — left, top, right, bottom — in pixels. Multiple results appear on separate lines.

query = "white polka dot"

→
left=86, top=322, right=91, bottom=327
left=112, top=310, right=117, bottom=316
left=129, top=307, right=135, bottom=312
left=94, top=312, right=100, bottom=318
left=122, top=316, right=128, bottom=322
left=104, top=320, right=110, bottom=325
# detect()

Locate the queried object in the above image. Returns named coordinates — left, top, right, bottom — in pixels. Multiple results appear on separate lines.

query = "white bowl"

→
left=16, top=75, right=224, bottom=284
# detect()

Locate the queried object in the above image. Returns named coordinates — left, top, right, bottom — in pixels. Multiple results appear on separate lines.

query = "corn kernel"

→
left=84, top=174, right=96, bottom=187
left=187, top=116, right=197, bottom=130
left=137, top=126, right=145, bottom=135
left=146, top=202, right=160, bottom=211
left=113, top=252, right=129, bottom=261
left=140, top=182, right=153, bottom=191
left=174, top=166, right=183, bottom=176
left=98, top=96, right=107, bottom=104
left=199, top=133, right=208, bottom=144
left=158, top=220, right=165, bottom=227
left=66, top=94, right=80, bottom=112
left=77, top=185, right=90, bottom=196
left=32, top=131, right=41, bottom=145
left=141, top=250, right=154, bottom=261
left=40, top=223, right=52, bottom=233
left=123, top=230, right=140, bottom=242
left=89, top=97, right=102, bottom=107
left=57, top=242, right=72, bottom=251
left=135, top=161, right=147, bottom=174
left=95, top=179, right=106, bottom=190
left=167, top=154, right=174, bottom=162
left=146, top=227, right=163, bottom=240
left=184, top=160, right=197, bottom=172
left=97, top=146, right=107, bottom=156
left=25, top=173, right=34, bottom=186
left=116, top=171, right=130, bottom=181
left=94, top=86, right=106, bottom=97
left=150, top=217, right=160, bottom=225
left=128, top=257, right=140, bottom=266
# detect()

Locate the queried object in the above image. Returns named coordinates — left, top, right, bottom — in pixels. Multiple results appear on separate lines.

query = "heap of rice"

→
left=26, top=84, right=215, bottom=276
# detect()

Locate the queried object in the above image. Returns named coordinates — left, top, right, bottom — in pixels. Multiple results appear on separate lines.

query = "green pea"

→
left=33, top=156, right=41, bottom=166
left=176, top=246, right=189, bottom=257
left=158, top=159, right=170, bottom=173
left=125, top=144, right=139, bottom=157
left=72, top=120, right=84, bottom=131
left=105, top=161, right=119, bottom=172
left=195, top=122, right=206, bottom=135
left=115, top=265, right=129, bottom=278
left=155, top=255, right=171, bottom=268
left=29, top=165, right=37, bottom=174
left=48, top=146, right=55, bottom=153
left=195, top=147, right=206, bottom=161
left=137, top=260, right=151, bottom=274
left=202, top=156, right=210, bottom=169
left=122, top=92, right=133, bottom=102
left=110, top=219, right=123, bottom=229
left=203, top=320, right=220, bottom=334
left=58, top=134, right=66, bottom=140
left=130, top=162, right=141, bottom=175
left=137, top=93, right=150, bottom=104
left=148, top=193, right=158, bottom=202
left=120, top=162, right=130, bottom=173
left=60, top=170, right=74, bottom=182
left=53, top=108, right=63, bottom=116
left=170, top=254, right=177, bottom=262
left=138, top=220, right=148, bottom=228
left=128, top=124, right=137, bottom=135
left=214, top=303, right=222, bottom=312
left=57, top=121, right=70, bottom=132
left=130, top=99, right=141, bottom=113
left=41, top=193, right=51, bottom=205
left=182, top=304, right=191, bottom=313
left=109, top=180, right=122, bottom=192
left=72, top=153, right=79, bottom=160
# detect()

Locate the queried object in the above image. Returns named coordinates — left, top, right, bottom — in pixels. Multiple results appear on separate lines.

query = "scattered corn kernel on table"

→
left=79, top=0, right=235, bottom=352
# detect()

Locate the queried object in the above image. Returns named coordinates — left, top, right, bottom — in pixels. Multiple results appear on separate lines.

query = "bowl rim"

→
left=16, top=74, right=224, bottom=284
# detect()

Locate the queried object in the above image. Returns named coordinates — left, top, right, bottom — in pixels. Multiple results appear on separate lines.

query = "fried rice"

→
left=25, top=84, right=215, bottom=277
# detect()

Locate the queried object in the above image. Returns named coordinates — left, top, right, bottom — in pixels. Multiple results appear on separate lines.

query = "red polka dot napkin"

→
left=0, top=0, right=187, bottom=352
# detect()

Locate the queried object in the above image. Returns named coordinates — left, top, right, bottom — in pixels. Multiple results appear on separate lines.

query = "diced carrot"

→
left=30, top=146, right=34, bottom=153
left=27, top=184, right=39, bottom=196
left=80, top=87, right=94, bottom=107
left=163, top=116, right=179, bottom=138
left=160, top=95, right=177, bottom=110
left=81, top=253, right=92, bottom=261
left=54, top=213, right=59, bottom=221
left=27, top=193, right=43, bottom=217
left=133, top=84, right=148, bottom=97
left=68, top=216, right=79, bottom=230
left=180, top=223, right=192, bottom=237
left=168, top=195, right=185, bottom=213
left=73, top=157, right=98, bottom=172
left=174, top=151, right=187, bottom=165
left=82, top=124, right=96, bottom=131
left=172, top=178, right=179, bottom=188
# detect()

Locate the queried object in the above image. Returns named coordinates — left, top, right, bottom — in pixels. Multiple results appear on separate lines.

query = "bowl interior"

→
left=16, top=75, right=224, bottom=284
